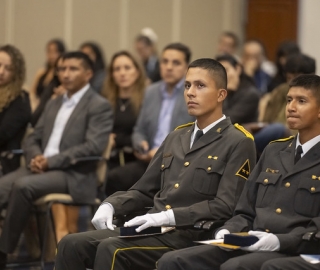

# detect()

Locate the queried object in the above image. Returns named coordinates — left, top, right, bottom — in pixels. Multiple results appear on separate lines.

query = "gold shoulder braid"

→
left=269, top=136, right=294, bottom=144
left=234, top=123, right=254, bottom=141
left=175, top=122, right=194, bottom=130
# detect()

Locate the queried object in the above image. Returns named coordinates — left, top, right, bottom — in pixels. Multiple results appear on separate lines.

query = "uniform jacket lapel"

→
left=280, top=136, right=320, bottom=178
left=279, top=139, right=295, bottom=174
left=286, top=141, right=320, bottom=178
left=179, top=125, right=193, bottom=154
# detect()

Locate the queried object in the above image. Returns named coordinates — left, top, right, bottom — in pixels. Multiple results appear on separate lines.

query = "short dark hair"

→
left=188, top=58, right=227, bottom=89
left=61, top=51, right=94, bottom=71
left=276, top=41, right=300, bottom=59
left=289, top=74, right=320, bottom=102
left=79, top=41, right=106, bottom=71
left=216, top=54, right=238, bottom=68
left=285, top=54, right=316, bottom=75
left=135, top=35, right=153, bottom=47
left=221, top=31, right=239, bottom=49
left=163, top=43, right=192, bottom=64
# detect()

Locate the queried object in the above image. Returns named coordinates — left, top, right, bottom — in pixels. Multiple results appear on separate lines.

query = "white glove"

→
left=241, top=230, right=280, bottom=252
left=124, top=211, right=171, bottom=232
left=91, top=203, right=115, bottom=230
left=215, top=229, right=230, bottom=240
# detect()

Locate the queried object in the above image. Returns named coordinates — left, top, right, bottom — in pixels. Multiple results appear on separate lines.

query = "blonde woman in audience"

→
left=101, top=51, right=146, bottom=195
left=0, top=44, right=31, bottom=175
left=30, top=39, right=65, bottom=111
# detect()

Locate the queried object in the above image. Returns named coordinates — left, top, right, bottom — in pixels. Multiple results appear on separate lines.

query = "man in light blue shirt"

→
left=106, top=43, right=194, bottom=195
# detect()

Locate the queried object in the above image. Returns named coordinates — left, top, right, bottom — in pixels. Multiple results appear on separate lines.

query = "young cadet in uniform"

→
left=55, top=58, right=256, bottom=270
left=157, top=74, right=320, bottom=270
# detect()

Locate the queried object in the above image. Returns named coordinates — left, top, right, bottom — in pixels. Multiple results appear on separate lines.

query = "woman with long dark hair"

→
left=0, top=45, right=31, bottom=174
left=30, top=39, right=65, bottom=110
left=80, top=41, right=106, bottom=93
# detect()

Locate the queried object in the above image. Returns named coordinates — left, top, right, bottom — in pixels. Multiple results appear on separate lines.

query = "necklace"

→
left=119, top=98, right=130, bottom=112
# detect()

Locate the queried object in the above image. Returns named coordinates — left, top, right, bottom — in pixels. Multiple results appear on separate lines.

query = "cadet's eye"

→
left=299, top=99, right=306, bottom=104
left=185, top=83, right=190, bottom=90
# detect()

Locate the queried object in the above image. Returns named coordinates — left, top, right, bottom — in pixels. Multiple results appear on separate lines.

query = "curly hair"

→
left=0, top=44, right=26, bottom=112
left=101, top=51, right=146, bottom=115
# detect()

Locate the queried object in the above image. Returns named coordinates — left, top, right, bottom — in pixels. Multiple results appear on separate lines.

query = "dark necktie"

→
left=294, top=145, right=303, bottom=164
left=193, top=130, right=203, bottom=146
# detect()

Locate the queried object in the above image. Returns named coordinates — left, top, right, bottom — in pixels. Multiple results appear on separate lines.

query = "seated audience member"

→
left=263, top=53, right=316, bottom=127
left=55, top=58, right=256, bottom=270
left=242, top=39, right=273, bottom=95
left=216, top=31, right=240, bottom=60
left=267, top=41, right=300, bottom=92
left=157, top=74, right=320, bottom=270
left=216, top=54, right=260, bottom=124
left=80, top=41, right=106, bottom=93
left=0, top=45, right=31, bottom=175
left=100, top=51, right=146, bottom=195
left=216, top=54, right=286, bottom=156
left=104, top=43, right=194, bottom=196
left=0, top=52, right=113, bottom=269
left=30, top=38, right=66, bottom=111
left=135, top=27, right=161, bottom=83
left=31, top=56, right=66, bottom=127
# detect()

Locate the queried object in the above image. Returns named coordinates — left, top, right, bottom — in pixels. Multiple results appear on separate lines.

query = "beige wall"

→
left=298, top=0, right=320, bottom=75
left=0, top=0, right=245, bottom=87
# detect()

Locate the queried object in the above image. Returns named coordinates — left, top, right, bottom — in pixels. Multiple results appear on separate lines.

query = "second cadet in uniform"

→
left=158, top=74, right=320, bottom=270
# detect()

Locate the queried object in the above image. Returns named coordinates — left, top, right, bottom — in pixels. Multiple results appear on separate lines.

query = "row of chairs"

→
left=1, top=137, right=112, bottom=269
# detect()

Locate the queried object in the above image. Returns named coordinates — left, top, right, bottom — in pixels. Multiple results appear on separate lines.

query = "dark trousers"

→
left=0, top=167, right=68, bottom=253
left=157, top=244, right=298, bottom=270
left=261, top=256, right=320, bottom=270
left=55, top=228, right=197, bottom=270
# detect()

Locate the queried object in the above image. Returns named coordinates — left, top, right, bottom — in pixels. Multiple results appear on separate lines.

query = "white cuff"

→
left=166, top=209, right=176, bottom=226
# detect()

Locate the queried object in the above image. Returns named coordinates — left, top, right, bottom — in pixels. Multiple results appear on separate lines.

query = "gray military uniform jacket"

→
left=106, top=118, right=256, bottom=227
left=222, top=136, right=320, bottom=254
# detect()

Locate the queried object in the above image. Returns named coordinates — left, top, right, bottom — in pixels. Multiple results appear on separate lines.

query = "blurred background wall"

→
left=0, top=0, right=318, bottom=87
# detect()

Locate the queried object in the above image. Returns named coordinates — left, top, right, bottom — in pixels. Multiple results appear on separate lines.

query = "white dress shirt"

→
left=43, top=84, right=90, bottom=158
left=190, top=115, right=227, bottom=148
left=296, top=133, right=320, bottom=158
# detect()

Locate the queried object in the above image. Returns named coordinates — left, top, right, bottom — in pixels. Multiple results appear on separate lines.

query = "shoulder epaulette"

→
left=269, top=136, right=294, bottom=144
left=234, top=123, right=254, bottom=141
left=174, top=122, right=194, bottom=130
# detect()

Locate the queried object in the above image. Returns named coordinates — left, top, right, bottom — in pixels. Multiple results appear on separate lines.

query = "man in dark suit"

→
left=157, top=74, right=320, bottom=270
left=0, top=51, right=113, bottom=268
left=106, top=43, right=194, bottom=195
left=55, top=58, right=256, bottom=270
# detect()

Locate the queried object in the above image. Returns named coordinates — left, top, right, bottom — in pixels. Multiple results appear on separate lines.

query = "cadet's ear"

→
left=218, top=88, right=227, bottom=102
